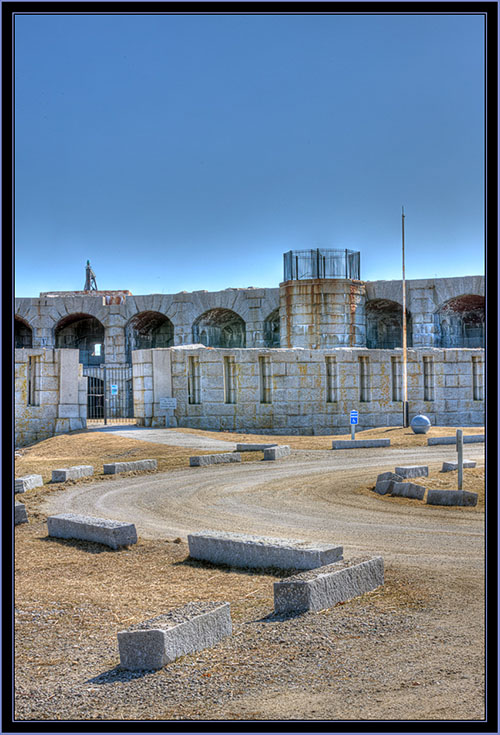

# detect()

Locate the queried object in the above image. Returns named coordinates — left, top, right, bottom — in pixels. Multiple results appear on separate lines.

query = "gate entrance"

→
left=84, top=365, right=135, bottom=425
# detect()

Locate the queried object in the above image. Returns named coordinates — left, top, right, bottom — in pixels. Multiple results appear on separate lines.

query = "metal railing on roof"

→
left=283, top=249, right=360, bottom=281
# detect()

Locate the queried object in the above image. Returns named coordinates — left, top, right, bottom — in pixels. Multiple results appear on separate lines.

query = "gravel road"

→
left=42, top=444, right=484, bottom=568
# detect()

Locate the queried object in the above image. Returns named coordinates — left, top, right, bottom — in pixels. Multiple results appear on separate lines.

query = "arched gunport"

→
left=192, top=308, right=246, bottom=348
left=125, top=311, right=174, bottom=362
left=15, top=316, right=33, bottom=348
left=366, top=299, right=413, bottom=349
left=55, top=313, right=105, bottom=366
left=435, top=295, right=485, bottom=348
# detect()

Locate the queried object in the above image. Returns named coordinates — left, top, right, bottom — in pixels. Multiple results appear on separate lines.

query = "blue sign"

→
left=350, top=410, right=358, bottom=425
left=110, top=384, right=118, bottom=396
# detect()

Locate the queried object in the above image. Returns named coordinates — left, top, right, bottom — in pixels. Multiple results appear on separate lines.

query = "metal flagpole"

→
left=402, top=206, right=409, bottom=427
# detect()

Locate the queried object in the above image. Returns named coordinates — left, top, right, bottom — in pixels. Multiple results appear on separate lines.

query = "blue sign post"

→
left=350, top=410, right=358, bottom=440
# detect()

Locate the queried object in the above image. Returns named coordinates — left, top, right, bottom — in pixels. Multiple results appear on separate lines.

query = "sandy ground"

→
left=14, top=428, right=486, bottom=722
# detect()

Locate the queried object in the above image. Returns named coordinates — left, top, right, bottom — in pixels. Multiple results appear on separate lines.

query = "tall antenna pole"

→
left=402, top=206, right=409, bottom=427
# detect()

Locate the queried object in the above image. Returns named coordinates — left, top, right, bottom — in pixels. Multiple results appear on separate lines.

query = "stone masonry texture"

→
left=189, top=453, right=242, bottom=467
left=263, top=445, right=291, bottom=460
left=428, top=435, right=485, bottom=445
left=187, top=530, right=343, bottom=570
left=332, top=439, right=391, bottom=449
left=394, top=466, right=429, bottom=479
left=47, top=513, right=138, bottom=549
left=273, top=556, right=384, bottom=614
left=426, top=490, right=478, bottom=507
left=15, top=474, right=43, bottom=493
left=15, top=272, right=484, bottom=442
left=442, top=461, right=477, bottom=472
left=15, top=503, right=28, bottom=525
left=236, top=443, right=278, bottom=451
left=117, top=601, right=232, bottom=670
left=103, top=459, right=158, bottom=474
left=390, top=482, right=426, bottom=500
left=51, top=466, right=94, bottom=482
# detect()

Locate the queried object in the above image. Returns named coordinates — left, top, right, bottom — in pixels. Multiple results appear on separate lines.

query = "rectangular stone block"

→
left=236, top=443, right=278, bottom=451
left=15, top=502, right=28, bottom=525
left=118, top=601, right=232, bottom=671
left=15, top=474, right=43, bottom=493
left=373, top=473, right=404, bottom=495
left=427, top=435, right=484, bottom=445
left=263, top=445, right=291, bottom=460
left=103, top=459, right=158, bottom=474
left=390, top=482, right=426, bottom=500
left=188, top=530, right=343, bottom=570
left=47, top=513, right=138, bottom=548
left=441, top=461, right=477, bottom=472
left=51, top=465, right=94, bottom=482
left=426, top=490, right=478, bottom=507
left=332, top=439, right=391, bottom=449
left=273, top=556, right=384, bottom=614
left=189, top=453, right=241, bottom=467
left=394, top=465, right=428, bottom=478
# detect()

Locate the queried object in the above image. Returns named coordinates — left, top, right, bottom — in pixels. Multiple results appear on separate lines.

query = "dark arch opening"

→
left=435, top=295, right=484, bottom=348
left=366, top=299, right=412, bottom=349
left=263, top=308, right=280, bottom=347
left=125, top=311, right=174, bottom=362
left=15, top=316, right=33, bottom=348
left=55, top=313, right=105, bottom=366
left=192, top=308, right=246, bottom=348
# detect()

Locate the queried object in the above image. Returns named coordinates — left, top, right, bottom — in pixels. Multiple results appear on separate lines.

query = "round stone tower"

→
left=279, top=249, right=366, bottom=349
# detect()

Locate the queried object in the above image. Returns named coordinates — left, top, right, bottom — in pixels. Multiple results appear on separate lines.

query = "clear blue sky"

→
left=14, top=13, right=485, bottom=297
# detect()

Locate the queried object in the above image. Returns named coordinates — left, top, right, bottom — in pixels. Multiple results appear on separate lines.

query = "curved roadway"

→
left=42, top=444, right=484, bottom=572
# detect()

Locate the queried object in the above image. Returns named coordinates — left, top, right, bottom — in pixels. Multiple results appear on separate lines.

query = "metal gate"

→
left=84, top=365, right=134, bottom=425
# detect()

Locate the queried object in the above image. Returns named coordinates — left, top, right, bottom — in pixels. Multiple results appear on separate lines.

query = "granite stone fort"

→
left=15, top=249, right=484, bottom=445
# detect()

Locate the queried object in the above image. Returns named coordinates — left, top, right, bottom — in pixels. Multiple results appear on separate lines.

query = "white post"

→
left=351, top=423, right=355, bottom=441
left=402, top=206, right=409, bottom=427
left=456, top=429, right=463, bottom=490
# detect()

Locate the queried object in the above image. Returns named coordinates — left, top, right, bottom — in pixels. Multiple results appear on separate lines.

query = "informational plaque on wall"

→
left=160, top=397, right=177, bottom=410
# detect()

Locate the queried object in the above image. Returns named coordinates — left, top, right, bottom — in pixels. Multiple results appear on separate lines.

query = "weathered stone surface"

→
left=390, top=482, right=426, bottom=500
left=15, top=502, right=28, bottom=525
left=188, top=530, right=343, bottom=570
left=47, top=513, right=138, bottom=549
left=332, top=439, right=391, bottom=449
left=441, top=461, right=477, bottom=472
left=103, top=459, right=158, bottom=474
left=426, top=490, right=478, bottom=507
left=373, top=472, right=404, bottom=495
left=15, top=474, right=43, bottom=493
left=117, top=601, right=232, bottom=670
left=189, top=453, right=241, bottom=467
left=394, top=465, right=428, bottom=479
left=372, top=479, right=398, bottom=495
left=273, top=556, right=384, bottom=614
left=51, top=465, right=94, bottom=482
left=428, top=435, right=485, bottom=445
left=236, top=443, right=278, bottom=451
left=376, top=471, right=403, bottom=484
left=263, top=445, right=291, bottom=460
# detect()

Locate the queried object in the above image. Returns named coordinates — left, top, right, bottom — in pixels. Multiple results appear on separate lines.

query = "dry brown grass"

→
left=171, top=425, right=484, bottom=450
left=14, top=431, right=259, bottom=484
